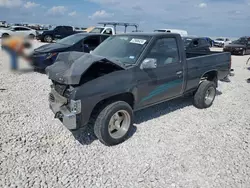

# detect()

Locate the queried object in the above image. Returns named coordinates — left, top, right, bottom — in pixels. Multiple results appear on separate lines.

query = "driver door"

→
left=136, top=37, right=184, bottom=108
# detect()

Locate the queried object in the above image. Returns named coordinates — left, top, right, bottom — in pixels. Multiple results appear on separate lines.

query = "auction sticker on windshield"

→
left=130, top=38, right=147, bottom=45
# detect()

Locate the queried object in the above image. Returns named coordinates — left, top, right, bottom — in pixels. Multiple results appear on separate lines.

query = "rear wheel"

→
left=193, top=81, right=216, bottom=109
left=44, top=35, right=53, bottom=43
left=94, top=101, right=133, bottom=146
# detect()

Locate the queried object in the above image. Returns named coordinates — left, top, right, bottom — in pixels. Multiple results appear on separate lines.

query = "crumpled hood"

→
left=45, top=51, right=126, bottom=85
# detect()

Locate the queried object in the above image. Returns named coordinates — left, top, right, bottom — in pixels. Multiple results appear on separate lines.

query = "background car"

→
left=214, top=38, right=232, bottom=47
left=223, top=36, right=250, bottom=55
left=204, top=37, right=214, bottom=47
left=30, top=33, right=110, bottom=70
left=0, top=26, right=37, bottom=39
left=182, top=37, right=210, bottom=51
left=37, top=25, right=83, bottom=43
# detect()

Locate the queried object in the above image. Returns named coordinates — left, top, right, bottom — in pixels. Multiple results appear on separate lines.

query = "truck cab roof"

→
left=115, top=32, right=182, bottom=37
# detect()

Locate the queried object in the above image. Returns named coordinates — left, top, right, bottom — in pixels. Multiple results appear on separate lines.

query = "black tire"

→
left=29, top=34, right=35, bottom=39
left=94, top=101, right=133, bottom=146
left=44, top=35, right=53, bottom=43
left=193, top=81, right=216, bottom=109
left=2, top=33, right=9, bottom=38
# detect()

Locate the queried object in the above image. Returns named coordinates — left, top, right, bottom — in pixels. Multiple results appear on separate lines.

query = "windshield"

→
left=56, top=34, right=86, bottom=45
left=216, top=38, right=224, bottom=41
left=89, top=27, right=104, bottom=33
left=232, top=38, right=247, bottom=45
left=182, top=37, right=194, bottom=47
left=92, top=35, right=151, bottom=64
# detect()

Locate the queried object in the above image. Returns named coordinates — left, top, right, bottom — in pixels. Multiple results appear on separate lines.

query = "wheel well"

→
left=201, top=71, right=218, bottom=85
left=90, top=92, right=135, bottom=119
left=2, top=33, right=9, bottom=37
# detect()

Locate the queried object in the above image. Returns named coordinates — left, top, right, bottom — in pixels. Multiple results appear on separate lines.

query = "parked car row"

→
left=0, top=26, right=37, bottom=39
left=214, top=38, right=232, bottom=47
left=223, top=36, right=250, bottom=55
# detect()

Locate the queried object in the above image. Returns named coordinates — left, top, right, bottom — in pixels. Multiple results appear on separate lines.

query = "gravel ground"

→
left=0, top=44, right=250, bottom=188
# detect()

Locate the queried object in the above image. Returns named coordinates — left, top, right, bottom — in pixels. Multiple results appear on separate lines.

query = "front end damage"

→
left=49, top=84, right=81, bottom=130
left=46, top=52, right=125, bottom=130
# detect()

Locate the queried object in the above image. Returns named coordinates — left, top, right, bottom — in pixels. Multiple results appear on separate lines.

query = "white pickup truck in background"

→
left=154, top=29, right=188, bottom=37
left=86, top=22, right=140, bottom=35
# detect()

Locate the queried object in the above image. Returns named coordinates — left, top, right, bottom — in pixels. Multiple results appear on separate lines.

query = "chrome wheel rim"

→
left=45, top=36, right=52, bottom=42
left=108, top=110, right=131, bottom=139
left=204, top=86, right=216, bottom=105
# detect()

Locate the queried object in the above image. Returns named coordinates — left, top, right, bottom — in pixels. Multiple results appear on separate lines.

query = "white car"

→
left=154, top=29, right=188, bottom=37
left=214, top=38, right=232, bottom=47
left=0, top=26, right=37, bottom=39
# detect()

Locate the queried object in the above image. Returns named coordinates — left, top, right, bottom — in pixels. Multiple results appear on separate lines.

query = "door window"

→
left=64, top=26, right=73, bottom=32
left=84, top=36, right=101, bottom=51
left=145, top=37, right=179, bottom=66
left=103, top=28, right=112, bottom=35
left=18, top=27, right=30, bottom=31
left=13, top=27, right=21, bottom=31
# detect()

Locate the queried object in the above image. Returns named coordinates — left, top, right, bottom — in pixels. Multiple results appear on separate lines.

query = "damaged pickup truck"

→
left=46, top=33, right=231, bottom=146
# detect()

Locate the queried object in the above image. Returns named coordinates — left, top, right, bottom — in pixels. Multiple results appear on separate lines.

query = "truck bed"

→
left=184, top=51, right=231, bottom=92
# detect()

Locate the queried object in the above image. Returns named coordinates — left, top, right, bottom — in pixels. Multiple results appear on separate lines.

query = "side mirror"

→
left=140, top=58, right=157, bottom=70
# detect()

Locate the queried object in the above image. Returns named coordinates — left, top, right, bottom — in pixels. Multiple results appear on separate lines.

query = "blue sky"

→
left=0, top=0, right=250, bottom=37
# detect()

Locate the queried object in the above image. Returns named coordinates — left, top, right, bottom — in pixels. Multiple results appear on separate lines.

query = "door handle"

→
left=176, top=71, right=182, bottom=75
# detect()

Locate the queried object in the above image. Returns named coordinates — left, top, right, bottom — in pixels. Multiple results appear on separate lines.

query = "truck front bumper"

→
left=49, top=88, right=79, bottom=130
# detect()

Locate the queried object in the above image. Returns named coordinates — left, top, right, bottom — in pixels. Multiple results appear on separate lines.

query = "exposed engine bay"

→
left=46, top=51, right=125, bottom=85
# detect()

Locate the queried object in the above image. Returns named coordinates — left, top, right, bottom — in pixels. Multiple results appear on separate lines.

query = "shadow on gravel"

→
left=134, top=97, right=193, bottom=124
left=71, top=125, right=97, bottom=145
left=134, top=90, right=222, bottom=124
left=18, top=68, right=35, bottom=73
left=71, top=123, right=137, bottom=145
left=71, top=90, right=222, bottom=145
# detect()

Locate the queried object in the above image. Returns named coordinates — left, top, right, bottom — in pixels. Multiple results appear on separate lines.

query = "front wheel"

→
left=193, top=81, right=216, bottom=109
left=94, top=101, right=133, bottom=146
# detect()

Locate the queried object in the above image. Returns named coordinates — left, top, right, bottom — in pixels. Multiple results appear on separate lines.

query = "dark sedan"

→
left=30, top=33, right=110, bottom=70
left=223, top=37, right=250, bottom=55
left=182, top=37, right=210, bottom=51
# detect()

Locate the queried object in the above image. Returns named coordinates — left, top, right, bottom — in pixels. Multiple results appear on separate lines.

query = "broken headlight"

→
left=70, top=100, right=81, bottom=114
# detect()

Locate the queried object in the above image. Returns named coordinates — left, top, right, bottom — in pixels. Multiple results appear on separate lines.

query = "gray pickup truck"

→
left=46, top=33, right=231, bottom=146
